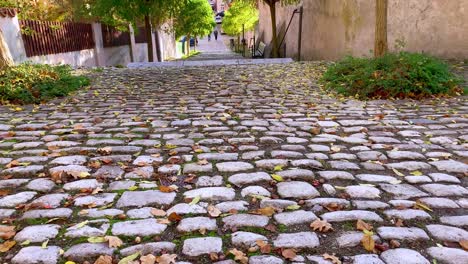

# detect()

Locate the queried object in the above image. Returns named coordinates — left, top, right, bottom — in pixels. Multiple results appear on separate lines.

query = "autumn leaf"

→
left=88, top=236, right=107, bottom=243
left=197, top=159, right=209, bottom=165
left=414, top=200, right=433, bottom=212
left=356, top=219, right=373, bottom=231
left=105, top=236, right=123, bottom=248
left=94, top=255, right=113, bottom=264
left=255, top=240, right=271, bottom=254
left=249, top=206, right=275, bottom=217
left=140, top=254, right=156, bottom=264
left=0, top=225, right=16, bottom=239
left=310, top=219, right=333, bottom=232
left=361, top=232, right=375, bottom=252
left=159, top=185, right=177, bottom=193
left=156, top=253, right=177, bottom=264
left=324, top=202, right=343, bottom=212
left=392, top=168, right=404, bottom=177
left=151, top=208, right=166, bottom=217
left=282, top=248, right=296, bottom=260
left=460, top=240, right=468, bottom=250
left=322, top=253, right=341, bottom=264
left=207, top=205, right=221, bottom=217
left=410, top=170, right=423, bottom=176
left=0, top=240, right=16, bottom=252
left=168, top=212, right=182, bottom=222
left=229, top=248, right=248, bottom=264
left=189, top=195, right=201, bottom=205
left=271, top=174, right=284, bottom=182
left=118, top=252, right=139, bottom=264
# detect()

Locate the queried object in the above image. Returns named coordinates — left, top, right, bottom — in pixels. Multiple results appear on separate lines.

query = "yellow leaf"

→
left=361, top=233, right=375, bottom=252
left=41, top=239, right=48, bottom=248
left=392, top=168, right=404, bottom=177
left=0, top=240, right=16, bottom=252
left=414, top=200, right=433, bottom=212
left=271, top=174, right=284, bottom=182
left=286, top=204, right=300, bottom=210
left=118, top=252, right=140, bottom=264
left=274, top=165, right=283, bottom=171
left=65, top=262, right=76, bottom=264
left=88, top=236, right=106, bottom=243
left=20, top=240, right=31, bottom=246
left=76, top=220, right=89, bottom=228
left=189, top=195, right=201, bottom=205
left=410, top=170, right=423, bottom=176
left=128, top=186, right=138, bottom=191
left=79, top=171, right=90, bottom=178
left=250, top=207, right=275, bottom=216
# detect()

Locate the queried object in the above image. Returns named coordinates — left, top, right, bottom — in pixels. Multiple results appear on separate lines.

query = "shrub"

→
left=321, top=52, right=464, bottom=99
left=0, top=63, right=89, bottom=105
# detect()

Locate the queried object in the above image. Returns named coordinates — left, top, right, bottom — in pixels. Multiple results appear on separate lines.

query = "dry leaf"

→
left=151, top=208, right=166, bottom=217
left=168, top=212, right=182, bottom=222
left=159, top=185, right=177, bottom=193
left=414, top=200, right=433, bottom=212
left=255, top=240, right=271, bottom=254
left=356, top=219, right=373, bottom=231
left=197, top=159, right=209, bottom=165
left=105, top=236, right=123, bottom=248
left=249, top=206, right=275, bottom=217
left=0, top=225, right=16, bottom=240
left=395, top=218, right=404, bottom=227
left=310, top=219, right=334, bottom=232
left=361, top=233, right=375, bottom=252
left=207, top=205, right=221, bottom=217
left=157, top=218, right=171, bottom=224
left=460, top=240, right=468, bottom=251
left=140, top=254, right=156, bottom=264
left=229, top=248, right=248, bottom=264
left=94, top=255, right=113, bottom=264
left=322, top=253, right=341, bottom=264
left=324, top=202, right=343, bottom=212
left=282, top=248, right=297, bottom=260
left=0, top=240, right=16, bottom=253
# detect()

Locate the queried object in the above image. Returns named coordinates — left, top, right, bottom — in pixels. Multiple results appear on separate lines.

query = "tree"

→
left=83, top=0, right=184, bottom=62
left=0, top=28, right=14, bottom=69
left=0, top=0, right=81, bottom=21
left=238, top=0, right=299, bottom=58
left=222, top=0, right=258, bottom=36
left=374, top=0, right=388, bottom=57
left=174, top=0, right=215, bottom=55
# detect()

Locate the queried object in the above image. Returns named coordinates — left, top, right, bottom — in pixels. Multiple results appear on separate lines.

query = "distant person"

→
left=207, top=32, right=211, bottom=41
left=214, top=30, right=218, bottom=41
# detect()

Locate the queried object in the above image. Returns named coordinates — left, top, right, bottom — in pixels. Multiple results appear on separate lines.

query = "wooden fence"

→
left=19, top=20, right=94, bottom=57
left=101, top=24, right=130, bottom=48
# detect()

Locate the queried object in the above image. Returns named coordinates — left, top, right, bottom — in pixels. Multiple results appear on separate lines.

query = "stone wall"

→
left=258, top=0, right=468, bottom=60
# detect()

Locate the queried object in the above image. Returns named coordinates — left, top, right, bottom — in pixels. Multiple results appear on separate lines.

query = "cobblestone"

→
left=1, top=63, right=467, bottom=263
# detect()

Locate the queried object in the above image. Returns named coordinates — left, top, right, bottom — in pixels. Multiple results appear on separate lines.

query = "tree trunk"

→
left=0, top=28, right=14, bottom=69
left=186, top=34, right=190, bottom=56
left=145, top=15, right=154, bottom=62
left=374, top=0, right=388, bottom=57
left=154, top=27, right=162, bottom=62
left=268, top=1, right=279, bottom=58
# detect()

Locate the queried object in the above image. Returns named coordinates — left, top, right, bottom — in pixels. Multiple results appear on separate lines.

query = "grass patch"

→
left=322, top=52, right=464, bottom=99
left=0, top=63, right=90, bottom=105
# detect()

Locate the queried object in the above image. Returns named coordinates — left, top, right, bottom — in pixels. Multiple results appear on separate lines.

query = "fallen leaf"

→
left=271, top=174, right=284, bottom=182
left=330, top=146, right=341, bottom=152
left=410, top=170, right=423, bottom=176
left=65, top=261, right=77, bottom=264
left=94, top=255, right=112, bottom=264
left=310, top=219, right=333, bottom=232
left=0, top=225, right=16, bottom=239
left=189, top=195, right=201, bottom=205
left=395, top=218, right=404, bottom=227
left=197, top=159, right=209, bottom=165
left=88, top=237, right=107, bottom=243
left=151, top=208, right=166, bottom=217
left=282, top=248, right=296, bottom=260
left=156, top=253, right=177, bottom=264
left=105, top=236, right=123, bottom=248
left=459, top=240, right=468, bottom=250
left=159, top=185, right=177, bottom=193
left=255, top=240, right=271, bottom=253
left=168, top=212, right=182, bottom=222
left=390, top=239, right=400, bottom=248
left=76, top=220, right=89, bottom=229
left=207, top=205, right=221, bottom=217
left=140, top=254, right=156, bottom=264
left=250, top=206, right=275, bottom=217
left=286, top=204, right=300, bottom=210
left=273, top=165, right=283, bottom=171
left=157, top=218, right=171, bottom=224
left=322, top=253, right=341, bottom=264
left=356, top=219, right=373, bottom=231
left=41, top=239, right=48, bottom=248
left=324, top=202, right=343, bottom=212
left=118, top=252, right=140, bottom=264
left=0, top=240, right=15, bottom=252
left=229, top=248, right=248, bottom=264
left=20, top=240, right=31, bottom=246
left=392, top=168, right=404, bottom=177
left=414, top=200, right=433, bottom=212
left=361, top=232, right=375, bottom=252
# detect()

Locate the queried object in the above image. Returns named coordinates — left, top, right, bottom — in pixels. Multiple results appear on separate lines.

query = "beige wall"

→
left=258, top=0, right=468, bottom=60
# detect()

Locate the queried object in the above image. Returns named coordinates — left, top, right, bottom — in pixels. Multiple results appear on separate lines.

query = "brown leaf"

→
left=5, top=160, right=19, bottom=169
left=361, top=233, right=375, bottom=252
left=249, top=206, right=275, bottom=217
left=209, top=252, right=219, bottom=261
left=207, top=205, right=221, bottom=217
left=94, top=255, right=113, bottom=264
left=229, top=248, right=248, bottom=264
left=151, top=208, right=166, bottom=217
left=310, top=219, right=334, bottom=232
left=322, top=253, right=341, bottom=264
left=197, top=159, right=209, bottom=165
left=324, top=202, right=343, bottom=212
left=264, top=223, right=277, bottom=232
left=395, top=218, right=404, bottom=227
left=356, top=219, right=373, bottom=231
left=0, top=240, right=16, bottom=253
left=140, top=254, right=156, bottom=264
left=0, top=225, right=16, bottom=240
left=390, top=239, right=400, bottom=248
left=155, top=253, right=177, bottom=264
left=105, top=236, right=123, bottom=248
left=168, top=212, right=182, bottom=222
left=459, top=240, right=468, bottom=250
left=157, top=218, right=171, bottom=224
left=256, top=240, right=271, bottom=254
left=159, top=185, right=177, bottom=193
left=0, top=189, right=11, bottom=196
left=282, top=248, right=296, bottom=260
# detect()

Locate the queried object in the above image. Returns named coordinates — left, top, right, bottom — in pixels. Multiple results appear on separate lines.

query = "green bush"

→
left=0, top=63, right=89, bottom=105
left=322, top=52, right=463, bottom=99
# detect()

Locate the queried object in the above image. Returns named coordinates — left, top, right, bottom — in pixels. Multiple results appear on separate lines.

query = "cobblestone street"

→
left=0, top=62, right=467, bottom=264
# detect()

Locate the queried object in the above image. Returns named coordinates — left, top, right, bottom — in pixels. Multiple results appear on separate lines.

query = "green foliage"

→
left=174, top=0, right=216, bottom=39
left=322, top=52, right=464, bottom=99
left=0, top=0, right=82, bottom=21
left=0, top=63, right=89, bottom=105
left=222, top=0, right=258, bottom=36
